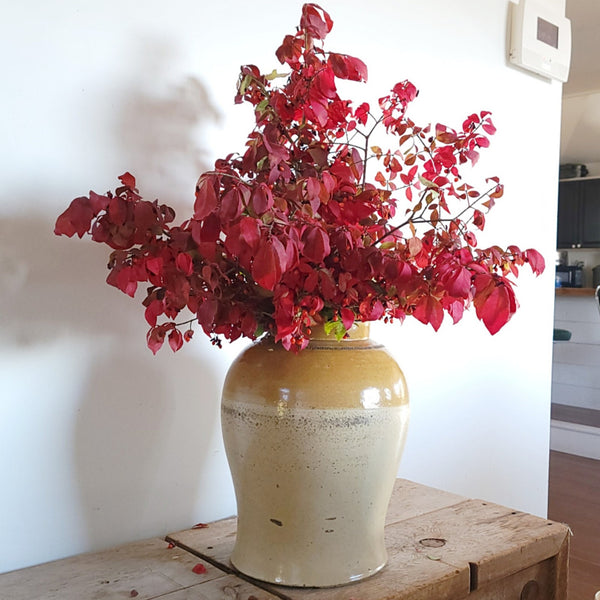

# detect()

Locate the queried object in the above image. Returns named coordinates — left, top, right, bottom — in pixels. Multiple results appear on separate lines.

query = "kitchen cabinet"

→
left=557, top=178, right=600, bottom=248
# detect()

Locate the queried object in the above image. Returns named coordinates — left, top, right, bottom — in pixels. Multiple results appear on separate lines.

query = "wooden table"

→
left=0, top=479, right=569, bottom=599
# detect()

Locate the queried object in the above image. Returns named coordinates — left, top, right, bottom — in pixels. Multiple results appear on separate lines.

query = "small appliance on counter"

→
left=555, top=250, right=568, bottom=266
left=559, top=163, right=588, bottom=179
left=555, top=264, right=583, bottom=288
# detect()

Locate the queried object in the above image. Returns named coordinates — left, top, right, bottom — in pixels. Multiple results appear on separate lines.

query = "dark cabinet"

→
left=557, top=178, right=600, bottom=248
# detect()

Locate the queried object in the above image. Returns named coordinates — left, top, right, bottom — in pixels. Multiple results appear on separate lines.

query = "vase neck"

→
left=309, top=322, right=370, bottom=342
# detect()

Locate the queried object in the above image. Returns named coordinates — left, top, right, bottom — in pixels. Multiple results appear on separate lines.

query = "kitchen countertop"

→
left=555, top=287, right=597, bottom=296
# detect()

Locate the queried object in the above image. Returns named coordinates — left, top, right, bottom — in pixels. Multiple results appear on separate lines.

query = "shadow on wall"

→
left=0, top=212, right=228, bottom=552
left=111, top=35, right=223, bottom=207
left=72, top=338, right=224, bottom=549
left=0, top=64, right=234, bottom=557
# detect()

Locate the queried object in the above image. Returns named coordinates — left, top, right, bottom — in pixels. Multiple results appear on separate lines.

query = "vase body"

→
left=221, top=323, right=409, bottom=587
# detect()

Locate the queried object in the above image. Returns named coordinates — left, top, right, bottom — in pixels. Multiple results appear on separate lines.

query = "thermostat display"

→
left=537, top=17, right=559, bottom=49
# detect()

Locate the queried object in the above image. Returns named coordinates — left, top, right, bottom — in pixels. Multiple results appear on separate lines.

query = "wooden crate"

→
left=167, top=479, right=570, bottom=599
left=0, top=479, right=569, bottom=599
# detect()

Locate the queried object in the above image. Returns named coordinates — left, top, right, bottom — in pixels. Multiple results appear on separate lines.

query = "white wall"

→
left=0, top=0, right=562, bottom=573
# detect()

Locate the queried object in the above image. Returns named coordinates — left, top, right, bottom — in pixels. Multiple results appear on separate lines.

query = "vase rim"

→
left=309, top=321, right=370, bottom=342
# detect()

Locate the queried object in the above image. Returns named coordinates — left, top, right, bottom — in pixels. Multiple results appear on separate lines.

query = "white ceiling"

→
left=563, top=0, right=600, bottom=96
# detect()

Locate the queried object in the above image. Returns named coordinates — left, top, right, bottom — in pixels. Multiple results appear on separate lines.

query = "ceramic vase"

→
left=221, top=323, right=409, bottom=587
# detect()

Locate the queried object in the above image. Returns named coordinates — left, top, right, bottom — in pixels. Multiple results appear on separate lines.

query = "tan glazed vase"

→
left=221, top=323, right=409, bottom=587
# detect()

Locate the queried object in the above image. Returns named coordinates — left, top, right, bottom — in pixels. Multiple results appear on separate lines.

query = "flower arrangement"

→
left=55, top=3, right=544, bottom=353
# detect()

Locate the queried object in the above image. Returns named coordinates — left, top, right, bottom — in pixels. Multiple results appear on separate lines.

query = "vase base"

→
left=230, top=556, right=387, bottom=589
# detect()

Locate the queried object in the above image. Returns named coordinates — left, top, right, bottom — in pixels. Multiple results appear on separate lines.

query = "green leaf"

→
left=380, top=241, right=396, bottom=250
left=324, top=319, right=347, bottom=340
left=265, top=69, right=288, bottom=81
left=256, top=156, right=269, bottom=171
left=418, top=174, right=438, bottom=188
left=238, top=74, right=252, bottom=95
left=256, top=99, right=269, bottom=115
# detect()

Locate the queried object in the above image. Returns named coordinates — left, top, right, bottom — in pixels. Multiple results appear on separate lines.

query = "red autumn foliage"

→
left=54, top=4, right=545, bottom=353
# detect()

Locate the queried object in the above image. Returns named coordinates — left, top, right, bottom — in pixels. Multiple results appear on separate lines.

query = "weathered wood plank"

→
left=156, top=573, right=283, bottom=599
left=385, top=478, right=466, bottom=525
left=168, top=518, right=238, bottom=568
left=381, top=499, right=568, bottom=592
left=467, top=559, right=553, bottom=600
left=0, top=537, right=222, bottom=600
left=553, top=534, right=570, bottom=600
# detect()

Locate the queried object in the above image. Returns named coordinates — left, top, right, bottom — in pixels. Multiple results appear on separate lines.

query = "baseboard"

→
left=550, top=419, right=600, bottom=460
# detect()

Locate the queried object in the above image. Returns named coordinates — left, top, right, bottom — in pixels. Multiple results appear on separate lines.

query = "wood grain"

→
left=0, top=537, right=278, bottom=600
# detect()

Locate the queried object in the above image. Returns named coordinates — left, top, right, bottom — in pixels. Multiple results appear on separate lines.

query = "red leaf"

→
left=413, top=296, right=444, bottom=331
left=435, top=124, right=458, bottom=144
left=197, top=298, right=218, bottom=330
left=54, top=197, right=94, bottom=238
left=114, top=266, right=138, bottom=297
left=391, top=80, right=418, bottom=104
left=355, top=102, right=369, bottom=125
left=145, top=257, right=163, bottom=276
left=327, top=53, right=368, bottom=82
left=525, top=249, right=545, bottom=276
left=302, top=227, right=330, bottom=263
left=276, top=34, right=303, bottom=65
left=144, top=299, right=163, bottom=327
left=194, top=175, right=218, bottom=220
left=408, top=237, right=423, bottom=257
left=439, top=264, right=471, bottom=298
left=192, top=522, right=209, bottom=529
left=472, top=210, right=485, bottom=231
left=304, top=181, right=321, bottom=213
left=446, top=299, right=465, bottom=324
left=300, top=3, right=333, bottom=39
left=252, top=241, right=283, bottom=290
left=475, top=283, right=515, bottom=335
left=221, top=188, right=243, bottom=221
left=146, top=326, right=166, bottom=355
left=168, top=329, right=183, bottom=352
left=239, top=217, right=261, bottom=251
left=89, top=191, right=110, bottom=213
left=192, top=563, right=207, bottom=575
left=359, top=298, right=384, bottom=321
left=464, top=231, right=477, bottom=246
left=176, top=252, right=194, bottom=276
left=340, top=308, right=355, bottom=331
left=482, top=119, right=497, bottom=135
left=118, top=172, right=137, bottom=190
left=251, top=184, right=274, bottom=215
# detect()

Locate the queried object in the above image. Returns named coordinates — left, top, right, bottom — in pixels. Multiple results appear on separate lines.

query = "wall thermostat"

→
left=509, top=0, right=571, bottom=82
